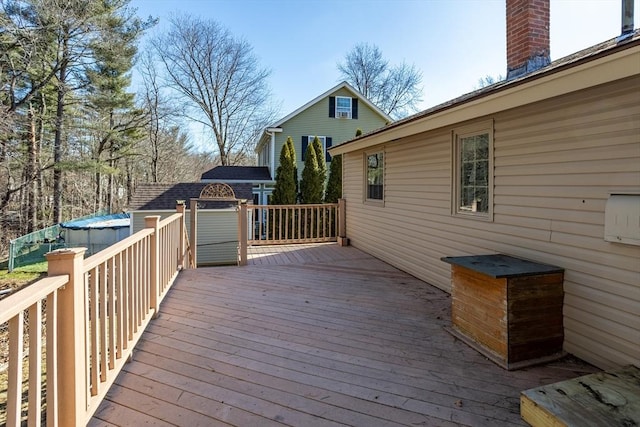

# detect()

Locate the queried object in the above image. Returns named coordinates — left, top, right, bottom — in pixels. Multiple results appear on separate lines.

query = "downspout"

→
left=265, top=129, right=276, bottom=180
left=265, top=127, right=282, bottom=181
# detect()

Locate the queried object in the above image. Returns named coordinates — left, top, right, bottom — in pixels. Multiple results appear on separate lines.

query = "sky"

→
left=128, top=0, right=637, bottom=148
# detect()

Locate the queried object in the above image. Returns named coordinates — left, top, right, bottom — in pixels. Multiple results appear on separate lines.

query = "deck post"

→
left=176, top=202, right=186, bottom=268
left=46, top=247, right=87, bottom=426
left=190, top=198, right=197, bottom=267
left=238, top=202, right=248, bottom=266
left=145, top=216, right=160, bottom=316
left=338, top=198, right=349, bottom=246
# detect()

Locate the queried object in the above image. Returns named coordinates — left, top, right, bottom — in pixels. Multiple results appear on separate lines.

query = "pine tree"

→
left=271, top=139, right=297, bottom=204
left=300, top=142, right=323, bottom=204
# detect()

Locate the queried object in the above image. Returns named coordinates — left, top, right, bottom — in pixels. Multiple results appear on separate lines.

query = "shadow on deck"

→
left=89, top=243, right=596, bottom=426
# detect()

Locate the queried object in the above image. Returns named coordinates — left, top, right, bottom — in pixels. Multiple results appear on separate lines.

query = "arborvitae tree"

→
left=300, top=142, right=323, bottom=204
left=325, top=154, right=342, bottom=203
left=271, top=138, right=297, bottom=204
left=286, top=136, right=298, bottom=200
left=325, top=128, right=358, bottom=203
left=312, top=136, right=326, bottom=188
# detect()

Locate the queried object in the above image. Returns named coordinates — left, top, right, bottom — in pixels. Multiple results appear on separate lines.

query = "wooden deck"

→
left=89, top=243, right=597, bottom=426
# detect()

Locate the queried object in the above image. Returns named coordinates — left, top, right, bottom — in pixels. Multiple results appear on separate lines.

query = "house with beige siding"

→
left=330, top=0, right=639, bottom=371
left=250, top=81, right=391, bottom=204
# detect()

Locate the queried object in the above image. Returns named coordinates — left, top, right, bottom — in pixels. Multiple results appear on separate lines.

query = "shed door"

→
left=197, top=210, right=238, bottom=266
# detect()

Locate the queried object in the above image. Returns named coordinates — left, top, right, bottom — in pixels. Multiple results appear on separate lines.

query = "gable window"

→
left=366, top=151, right=384, bottom=201
left=336, top=96, right=352, bottom=118
left=453, top=121, right=493, bottom=219
left=302, top=135, right=333, bottom=162
left=329, top=96, right=358, bottom=119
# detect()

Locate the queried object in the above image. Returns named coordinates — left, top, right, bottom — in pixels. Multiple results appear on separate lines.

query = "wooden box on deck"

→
left=442, top=254, right=564, bottom=370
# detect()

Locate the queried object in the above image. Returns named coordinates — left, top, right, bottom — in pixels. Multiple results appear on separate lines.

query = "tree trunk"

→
left=126, top=158, right=133, bottom=205
left=53, top=37, right=69, bottom=224
left=95, top=168, right=102, bottom=212
left=26, top=103, right=37, bottom=233
left=107, top=157, right=114, bottom=213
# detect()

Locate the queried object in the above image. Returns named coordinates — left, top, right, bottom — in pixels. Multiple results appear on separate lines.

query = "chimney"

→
left=506, top=0, right=551, bottom=80
left=622, top=0, right=634, bottom=35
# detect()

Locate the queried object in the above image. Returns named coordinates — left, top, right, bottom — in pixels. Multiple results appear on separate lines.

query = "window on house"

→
left=366, top=152, right=384, bottom=201
left=302, top=135, right=333, bottom=162
left=453, top=122, right=493, bottom=218
left=336, top=96, right=352, bottom=118
left=329, top=96, right=358, bottom=119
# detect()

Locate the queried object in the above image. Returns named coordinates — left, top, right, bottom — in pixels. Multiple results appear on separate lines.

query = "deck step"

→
left=520, top=364, right=640, bottom=426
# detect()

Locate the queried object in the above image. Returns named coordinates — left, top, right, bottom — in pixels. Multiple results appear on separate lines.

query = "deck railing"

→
left=234, top=199, right=346, bottom=266
left=246, top=201, right=344, bottom=246
left=0, top=204, right=190, bottom=426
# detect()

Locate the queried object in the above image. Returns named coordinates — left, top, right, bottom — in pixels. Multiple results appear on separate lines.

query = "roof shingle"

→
left=128, top=182, right=253, bottom=211
left=200, top=166, right=272, bottom=181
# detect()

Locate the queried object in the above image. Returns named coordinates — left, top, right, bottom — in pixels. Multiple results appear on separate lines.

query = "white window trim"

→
left=452, top=120, right=494, bottom=220
left=364, top=150, right=385, bottom=206
left=335, top=96, right=352, bottom=119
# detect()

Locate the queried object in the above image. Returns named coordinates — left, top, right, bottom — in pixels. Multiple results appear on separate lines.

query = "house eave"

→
left=330, top=42, right=640, bottom=155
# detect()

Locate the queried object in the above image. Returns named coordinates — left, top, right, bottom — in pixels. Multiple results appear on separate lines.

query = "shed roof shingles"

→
left=128, top=182, right=253, bottom=211
left=200, top=166, right=272, bottom=181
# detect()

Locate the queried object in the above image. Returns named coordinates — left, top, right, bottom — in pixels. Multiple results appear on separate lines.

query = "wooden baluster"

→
left=145, top=216, right=160, bottom=316
left=28, top=302, right=42, bottom=427
left=7, top=312, right=24, bottom=427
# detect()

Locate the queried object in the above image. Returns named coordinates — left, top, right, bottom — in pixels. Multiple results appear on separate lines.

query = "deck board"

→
left=91, top=243, right=598, bottom=426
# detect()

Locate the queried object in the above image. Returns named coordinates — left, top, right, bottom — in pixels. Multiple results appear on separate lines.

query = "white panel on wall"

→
left=605, top=194, right=640, bottom=246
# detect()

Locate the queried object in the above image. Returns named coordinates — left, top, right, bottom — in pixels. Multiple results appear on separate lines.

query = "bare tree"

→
left=152, top=15, right=277, bottom=166
left=338, top=43, right=423, bottom=120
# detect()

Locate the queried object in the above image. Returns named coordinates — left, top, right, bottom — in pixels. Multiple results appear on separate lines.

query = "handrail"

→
left=0, top=275, right=68, bottom=324
left=248, top=203, right=339, bottom=246
left=83, top=228, right=154, bottom=271
left=159, top=213, right=182, bottom=228
left=0, top=204, right=191, bottom=426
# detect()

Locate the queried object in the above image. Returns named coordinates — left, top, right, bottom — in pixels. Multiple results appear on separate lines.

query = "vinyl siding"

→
left=131, top=209, right=238, bottom=266
left=342, top=76, right=640, bottom=370
left=274, top=87, right=389, bottom=178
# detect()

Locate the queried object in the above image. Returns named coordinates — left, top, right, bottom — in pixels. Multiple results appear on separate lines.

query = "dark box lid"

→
left=441, top=254, right=563, bottom=278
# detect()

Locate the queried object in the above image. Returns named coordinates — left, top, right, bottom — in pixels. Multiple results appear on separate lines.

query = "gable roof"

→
left=269, top=81, right=392, bottom=129
left=128, top=182, right=254, bottom=211
left=201, top=166, right=272, bottom=182
left=330, top=30, right=640, bottom=155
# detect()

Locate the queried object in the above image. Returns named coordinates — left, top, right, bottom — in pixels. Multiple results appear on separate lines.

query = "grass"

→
left=0, top=262, right=48, bottom=294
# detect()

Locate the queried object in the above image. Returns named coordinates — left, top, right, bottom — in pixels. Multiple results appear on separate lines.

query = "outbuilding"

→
left=128, top=182, right=253, bottom=266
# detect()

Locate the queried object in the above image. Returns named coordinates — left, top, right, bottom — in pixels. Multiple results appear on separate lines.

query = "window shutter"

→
left=352, top=98, right=358, bottom=119
left=329, top=96, right=335, bottom=118
left=301, top=136, right=309, bottom=161
left=325, top=137, right=332, bottom=162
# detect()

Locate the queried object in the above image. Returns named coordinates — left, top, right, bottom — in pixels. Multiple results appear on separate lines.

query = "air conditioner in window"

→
left=337, top=111, right=351, bottom=119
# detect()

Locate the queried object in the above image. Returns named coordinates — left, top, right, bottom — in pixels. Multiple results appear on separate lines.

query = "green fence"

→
left=8, top=210, right=108, bottom=271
